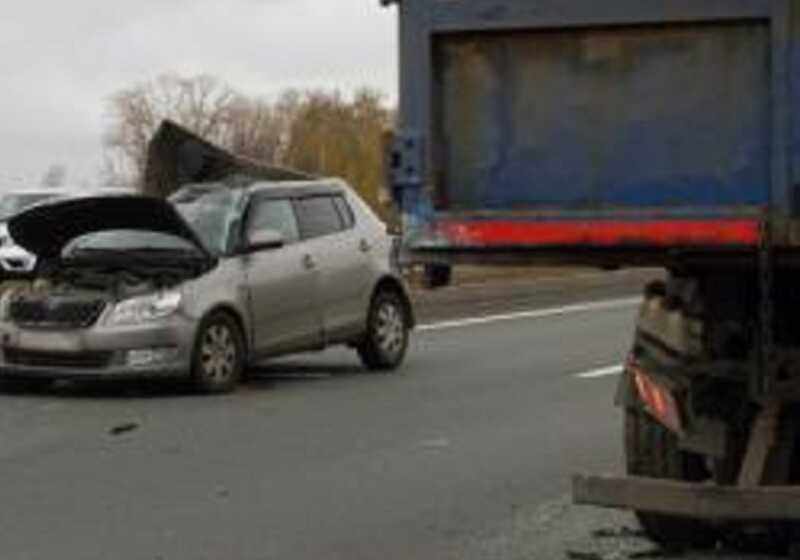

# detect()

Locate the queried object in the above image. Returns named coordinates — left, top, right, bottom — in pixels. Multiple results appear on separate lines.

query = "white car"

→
left=0, top=187, right=136, bottom=275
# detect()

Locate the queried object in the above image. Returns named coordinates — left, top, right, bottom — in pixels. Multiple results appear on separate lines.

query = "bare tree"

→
left=98, top=153, right=134, bottom=189
left=282, top=88, right=394, bottom=218
left=104, top=74, right=396, bottom=218
left=104, top=73, right=236, bottom=185
left=41, top=163, right=68, bottom=188
left=224, top=96, right=282, bottom=164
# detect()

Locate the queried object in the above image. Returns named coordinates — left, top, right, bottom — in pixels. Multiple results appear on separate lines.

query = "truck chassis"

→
left=575, top=242, right=800, bottom=548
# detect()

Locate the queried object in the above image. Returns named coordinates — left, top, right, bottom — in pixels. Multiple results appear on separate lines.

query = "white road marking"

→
left=417, top=438, right=451, bottom=450
left=575, top=365, right=625, bottom=379
left=418, top=297, right=641, bottom=332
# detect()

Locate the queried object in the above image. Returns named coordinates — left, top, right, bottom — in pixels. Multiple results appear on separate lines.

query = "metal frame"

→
left=574, top=474, right=800, bottom=520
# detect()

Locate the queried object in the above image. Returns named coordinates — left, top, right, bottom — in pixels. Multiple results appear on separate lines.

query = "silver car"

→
left=0, top=179, right=414, bottom=392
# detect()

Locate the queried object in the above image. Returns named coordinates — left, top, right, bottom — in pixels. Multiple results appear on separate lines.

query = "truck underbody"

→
left=575, top=261, right=800, bottom=549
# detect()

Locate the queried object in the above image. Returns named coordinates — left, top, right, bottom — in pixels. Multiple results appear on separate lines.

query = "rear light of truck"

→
left=630, top=363, right=684, bottom=435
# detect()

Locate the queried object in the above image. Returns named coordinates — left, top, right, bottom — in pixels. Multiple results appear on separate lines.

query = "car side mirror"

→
left=244, top=228, right=285, bottom=253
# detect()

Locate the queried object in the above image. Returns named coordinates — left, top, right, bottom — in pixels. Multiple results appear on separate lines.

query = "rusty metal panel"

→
left=433, top=22, right=772, bottom=212
left=143, top=121, right=313, bottom=199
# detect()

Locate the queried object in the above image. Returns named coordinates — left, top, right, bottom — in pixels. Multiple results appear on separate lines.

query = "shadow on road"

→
left=248, top=359, right=363, bottom=381
left=0, top=359, right=370, bottom=400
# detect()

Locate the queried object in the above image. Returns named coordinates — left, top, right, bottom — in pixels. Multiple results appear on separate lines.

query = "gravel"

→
left=453, top=495, right=781, bottom=560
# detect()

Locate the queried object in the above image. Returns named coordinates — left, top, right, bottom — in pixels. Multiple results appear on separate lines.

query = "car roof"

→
left=172, top=178, right=348, bottom=201
left=246, top=180, right=346, bottom=199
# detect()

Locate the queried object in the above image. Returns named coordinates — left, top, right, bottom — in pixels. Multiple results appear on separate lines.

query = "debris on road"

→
left=592, top=527, right=646, bottom=539
left=109, top=422, right=139, bottom=436
left=628, top=548, right=684, bottom=559
left=566, top=551, right=604, bottom=560
left=418, top=437, right=451, bottom=450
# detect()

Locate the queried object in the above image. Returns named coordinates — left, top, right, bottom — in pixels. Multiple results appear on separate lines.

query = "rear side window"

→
left=245, top=198, right=300, bottom=244
left=333, top=195, right=355, bottom=229
left=295, top=196, right=347, bottom=239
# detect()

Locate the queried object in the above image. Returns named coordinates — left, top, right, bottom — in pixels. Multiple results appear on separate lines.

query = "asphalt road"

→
left=0, top=270, right=655, bottom=560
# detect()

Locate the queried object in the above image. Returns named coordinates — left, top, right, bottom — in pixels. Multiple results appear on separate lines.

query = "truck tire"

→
left=422, top=264, right=452, bottom=290
left=625, top=407, right=718, bottom=549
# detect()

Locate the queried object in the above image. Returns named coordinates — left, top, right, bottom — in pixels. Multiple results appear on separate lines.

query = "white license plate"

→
left=16, top=331, right=79, bottom=353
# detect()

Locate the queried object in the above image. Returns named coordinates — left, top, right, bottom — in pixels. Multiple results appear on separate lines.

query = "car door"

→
left=294, top=194, right=373, bottom=342
left=242, top=195, right=322, bottom=356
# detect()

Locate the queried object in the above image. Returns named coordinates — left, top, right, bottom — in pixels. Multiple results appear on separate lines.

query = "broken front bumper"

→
left=0, top=315, right=196, bottom=380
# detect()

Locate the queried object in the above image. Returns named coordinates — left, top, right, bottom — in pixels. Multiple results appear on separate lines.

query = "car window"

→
left=245, top=198, right=300, bottom=244
left=332, top=195, right=355, bottom=229
left=295, top=196, right=346, bottom=240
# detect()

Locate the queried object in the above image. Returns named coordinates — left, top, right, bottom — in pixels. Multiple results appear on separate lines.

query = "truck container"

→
left=384, top=0, right=800, bottom=551
left=383, top=0, right=800, bottom=267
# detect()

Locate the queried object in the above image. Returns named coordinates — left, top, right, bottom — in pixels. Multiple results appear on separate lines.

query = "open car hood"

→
left=8, top=195, right=211, bottom=259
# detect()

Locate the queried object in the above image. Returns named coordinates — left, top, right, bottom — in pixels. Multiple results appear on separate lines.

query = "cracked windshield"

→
left=0, top=1, right=792, bottom=559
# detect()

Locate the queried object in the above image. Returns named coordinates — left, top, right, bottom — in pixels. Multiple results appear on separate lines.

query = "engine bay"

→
left=42, top=262, right=190, bottom=300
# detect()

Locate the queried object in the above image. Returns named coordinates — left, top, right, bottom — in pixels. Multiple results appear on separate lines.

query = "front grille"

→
left=4, top=348, right=113, bottom=369
left=9, top=298, right=107, bottom=329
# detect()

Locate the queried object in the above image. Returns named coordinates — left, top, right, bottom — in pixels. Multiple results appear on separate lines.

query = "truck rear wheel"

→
left=625, top=407, right=718, bottom=549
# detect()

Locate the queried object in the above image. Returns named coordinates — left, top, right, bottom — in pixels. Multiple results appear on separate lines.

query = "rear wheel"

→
left=190, top=312, right=244, bottom=394
left=357, top=290, right=410, bottom=371
left=625, top=406, right=718, bottom=549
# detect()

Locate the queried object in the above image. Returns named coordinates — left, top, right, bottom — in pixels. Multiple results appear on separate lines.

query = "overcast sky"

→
left=0, top=0, right=397, bottom=188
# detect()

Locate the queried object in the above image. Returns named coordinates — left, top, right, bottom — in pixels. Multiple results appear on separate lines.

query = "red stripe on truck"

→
left=435, top=219, right=760, bottom=247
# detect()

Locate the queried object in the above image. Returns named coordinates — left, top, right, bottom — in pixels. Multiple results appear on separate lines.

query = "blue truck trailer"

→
left=384, top=0, right=800, bottom=549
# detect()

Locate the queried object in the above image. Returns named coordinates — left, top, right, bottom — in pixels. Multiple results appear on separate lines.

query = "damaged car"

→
left=0, top=179, right=413, bottom=392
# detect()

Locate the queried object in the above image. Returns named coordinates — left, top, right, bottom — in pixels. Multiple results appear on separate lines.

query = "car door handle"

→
left=359, top=239, right=372, bottom=253
left=302, top=254, right=316, bottom=270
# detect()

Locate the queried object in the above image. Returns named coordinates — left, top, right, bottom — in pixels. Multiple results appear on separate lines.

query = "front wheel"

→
left=357, top=290, right=410, bottom=371
left=190, top=312, right=244, bottom=394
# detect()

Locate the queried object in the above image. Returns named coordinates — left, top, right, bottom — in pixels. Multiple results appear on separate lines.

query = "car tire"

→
left=190, top=312, right=244, bottom=394
left=357, top=289, right=410, bottom=372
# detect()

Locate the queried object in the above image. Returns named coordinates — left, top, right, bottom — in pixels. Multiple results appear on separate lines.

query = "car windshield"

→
left=0, top=193, right=59, bottom=221
left=172, top=186, right=240, bottom=255
left=62, top=229, right=198, bottom=257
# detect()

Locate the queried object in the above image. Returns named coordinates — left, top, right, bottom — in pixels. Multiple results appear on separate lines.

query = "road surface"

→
left=1, top=269, right=751, bottom=560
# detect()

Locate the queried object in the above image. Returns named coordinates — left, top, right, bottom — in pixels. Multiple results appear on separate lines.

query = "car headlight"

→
left=0, top=289, right=17, bottom=321
left=106, top=290, right=182, bottom=326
